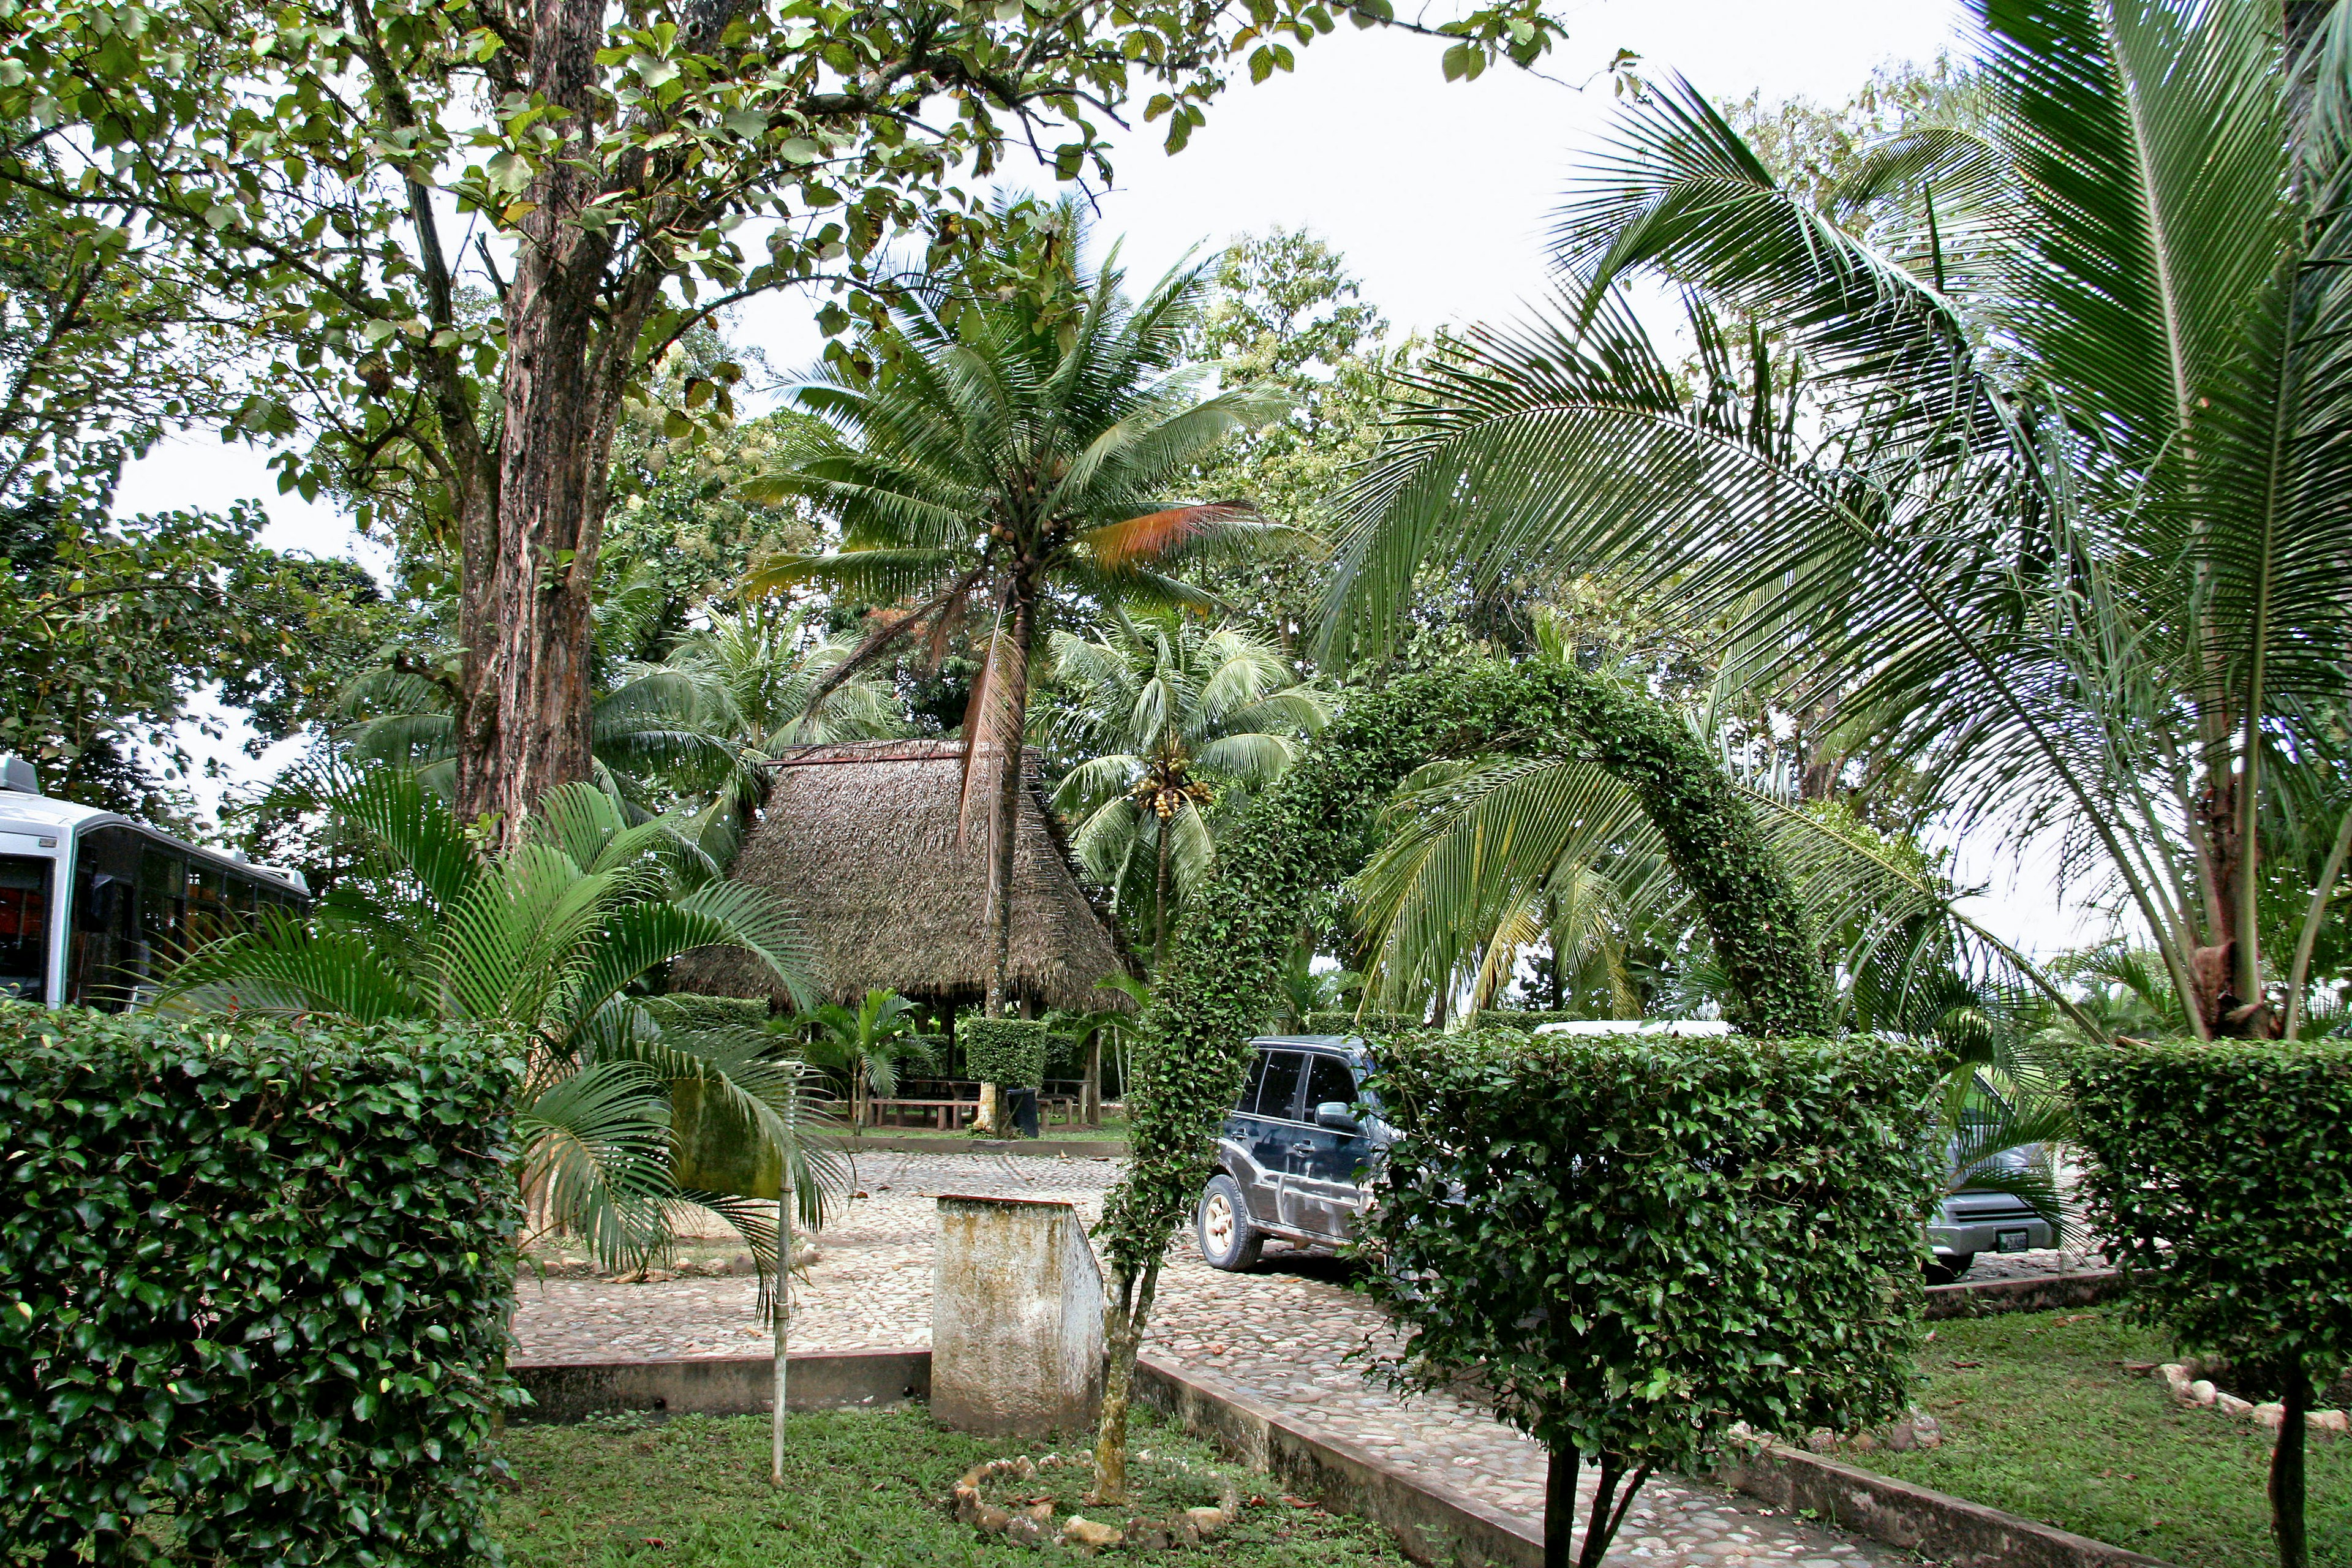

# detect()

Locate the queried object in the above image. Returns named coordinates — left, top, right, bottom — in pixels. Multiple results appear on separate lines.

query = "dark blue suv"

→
left=1196, top=1035, right=1387, bottom=1269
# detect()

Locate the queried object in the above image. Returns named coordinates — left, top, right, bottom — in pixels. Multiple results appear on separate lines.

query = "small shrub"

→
left=2070, top=1039, right=2352, bottom=1567
left=957, top=1016, right=1052, bottom=1088
left=1359, top=1027, right=1941, bottom=1568
left=0, top=1005, right=522, bottom=1565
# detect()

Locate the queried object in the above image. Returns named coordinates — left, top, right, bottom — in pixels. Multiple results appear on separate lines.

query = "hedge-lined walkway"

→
left=511, top=1153, right=1905, bottom=1566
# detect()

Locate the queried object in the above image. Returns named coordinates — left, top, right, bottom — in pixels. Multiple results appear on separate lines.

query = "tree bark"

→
left=1544, top=1441, right=1580, bottom=1568
left=1090, top=1254, right=1159, bottom=1506
left=1082, top=1035, right=1102, bottom=1126
left=1152, top=813, right=1173, bottom=973
left=2273, top=1358, right=2309, bottom=1568
left=451, top=0, right=628, bottom=845
left=982, top=581, right=1038, bottom=1014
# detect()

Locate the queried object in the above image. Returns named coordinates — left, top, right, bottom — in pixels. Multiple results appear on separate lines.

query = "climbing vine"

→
left=1087, top=658, right=1831, bottom=1496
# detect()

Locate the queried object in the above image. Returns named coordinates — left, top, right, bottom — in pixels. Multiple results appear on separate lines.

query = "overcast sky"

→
left=110, top=0, right=2118, bottom=956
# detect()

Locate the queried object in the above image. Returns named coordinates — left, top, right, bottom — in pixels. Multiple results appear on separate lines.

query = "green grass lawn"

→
left=493, top=1406, right=1404, bottom=1566
left=1846, top=1311, right=2350, bottom=1567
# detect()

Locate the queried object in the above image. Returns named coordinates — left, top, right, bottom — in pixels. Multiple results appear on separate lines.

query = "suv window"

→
left=1253, top=1051, right=1307, bottom=1121
left=1233, top=1051, right=1270, bottom=1113
left=1303, top=1054, right=1355, bottom=1117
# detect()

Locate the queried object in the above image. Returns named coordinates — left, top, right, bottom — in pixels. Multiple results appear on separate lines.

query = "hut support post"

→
left=1082, top=1035, right=1101, bottom=1126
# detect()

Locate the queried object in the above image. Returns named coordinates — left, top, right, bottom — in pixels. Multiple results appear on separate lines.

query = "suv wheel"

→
left=1196, top=1174, right=1264, bottom=1271
left=1925, top=1252, right=1975, bottom=1286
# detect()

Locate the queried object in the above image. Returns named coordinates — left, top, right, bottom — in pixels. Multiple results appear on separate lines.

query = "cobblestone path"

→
left=508, top=1152, right=1986, bottom=1566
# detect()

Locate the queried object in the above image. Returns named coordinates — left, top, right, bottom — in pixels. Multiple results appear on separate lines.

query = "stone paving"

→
left=510, top=1150, right=2072, bottom=1565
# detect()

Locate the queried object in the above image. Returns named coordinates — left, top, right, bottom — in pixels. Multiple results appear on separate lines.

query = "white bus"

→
left=0, top=755, right=310, bottom=1011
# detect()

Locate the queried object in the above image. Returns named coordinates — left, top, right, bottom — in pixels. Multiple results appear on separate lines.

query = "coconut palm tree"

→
left=1044, top=609, right=1333, bottom=970
left=155, top=766, right=844, bottom=1271
left=741, top=208, right=1292, bottom=1019
left=1320, top=0, right=2352, bottom=1041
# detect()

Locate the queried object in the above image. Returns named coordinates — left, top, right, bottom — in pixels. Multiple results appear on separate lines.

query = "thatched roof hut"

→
left=669, top=738, right=1136, bottom=1014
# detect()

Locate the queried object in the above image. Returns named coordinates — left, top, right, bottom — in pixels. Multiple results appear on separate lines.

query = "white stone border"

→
left=2152, top=1361, right=2349, bottom=1435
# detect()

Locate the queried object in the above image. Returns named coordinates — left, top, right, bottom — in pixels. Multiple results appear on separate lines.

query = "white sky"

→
left=108, top=0, right=2117, bottom=957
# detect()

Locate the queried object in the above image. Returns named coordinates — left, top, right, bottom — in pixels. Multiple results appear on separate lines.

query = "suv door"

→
left=1229, top=1049, right=1306, bottom=1223
left=1278, top=1051, right=1374, bottom=1239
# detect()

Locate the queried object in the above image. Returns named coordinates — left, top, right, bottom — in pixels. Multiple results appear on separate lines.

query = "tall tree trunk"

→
left=2274, top=1358, right=2310, bottom=1568
left=1082, top=1035, right=1101, bottom=1126
left=1543, top=1441, right=1579, bottom=1568
left=1152, top=815, right=1173, bottom=973
left=982, top=584, right=1038, bottom=1016
left=451, top=0, right=620, bottom=845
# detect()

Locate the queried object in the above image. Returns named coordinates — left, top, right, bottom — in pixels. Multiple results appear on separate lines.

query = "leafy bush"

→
left=2070, top=1040, right=2352, bottom=1567
left=1300, top=1010, right=1418, bottom=1035
left=0, top=1005, right=522, bottom=1565
left=1359, top=1027, right=1941, bottom=1567
left=957, top=1016, right=1052, bottom=1088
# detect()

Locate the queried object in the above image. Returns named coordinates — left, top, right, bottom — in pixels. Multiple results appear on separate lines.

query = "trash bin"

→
left=1005, top=1085, right=1040, bottom=1139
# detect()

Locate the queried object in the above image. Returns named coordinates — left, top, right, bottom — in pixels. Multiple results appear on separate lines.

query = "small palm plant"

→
left=156, top=766, right=845, bottom=1272
left=1046, top=609, right=1333, bottom=970
left=802, top=988, right=937, bottom=1131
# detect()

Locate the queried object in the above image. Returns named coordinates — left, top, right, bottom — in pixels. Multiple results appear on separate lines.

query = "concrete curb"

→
left=1131, top=1350, right=1542, bottom=1567
left=509, top=1349, right=927, bottom=1423
left=505, top=1346, right=2171, bottom=1568
left=840, top=1136, right=1129, bottom=1158
left=1925, top=1269, right=2123, bottom=1319
left=1714, top=1442, right=2175, bottom=1568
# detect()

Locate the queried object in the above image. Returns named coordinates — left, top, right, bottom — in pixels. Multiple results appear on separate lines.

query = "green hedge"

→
left=1300, top=1011, right=1418, bottom=1036
left=957, top=1016, right=1051, bottom=1088
left=2071, top=1039, right=2352, bottom=1383
left=0, top=1006, right=522, bottom=1564
left=1357, top=1027, right=1939, bottom=1562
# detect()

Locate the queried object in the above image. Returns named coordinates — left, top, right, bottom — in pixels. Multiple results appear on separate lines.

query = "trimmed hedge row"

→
left=2069, top=1039, right=2352, bottom=1566
left=0, top=1006, right=522, bottom=1565
left=957, top=1016, right=1052, bottom=1088
left=1359, top=1027, right=1941, bottom=1562
left=2070, top=1038, right=2352, bottom=1381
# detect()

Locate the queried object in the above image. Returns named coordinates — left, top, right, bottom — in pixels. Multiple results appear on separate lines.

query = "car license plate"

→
left=1996, top=1229, right=2032, bottom=1253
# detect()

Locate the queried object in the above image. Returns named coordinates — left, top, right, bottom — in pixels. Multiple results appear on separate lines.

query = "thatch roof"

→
left=669, top=739, right=1136, bottom=1012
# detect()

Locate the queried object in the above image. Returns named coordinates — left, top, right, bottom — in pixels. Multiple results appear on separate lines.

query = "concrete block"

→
left=932, top=1193, right=1104, bottom=1438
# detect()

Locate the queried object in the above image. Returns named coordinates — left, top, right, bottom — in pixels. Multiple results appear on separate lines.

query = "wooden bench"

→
left=864, top=1097, right=977, bottom=1131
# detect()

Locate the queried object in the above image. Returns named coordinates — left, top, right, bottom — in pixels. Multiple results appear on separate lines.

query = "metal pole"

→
left=770, top=1161, right=792, bottom=1487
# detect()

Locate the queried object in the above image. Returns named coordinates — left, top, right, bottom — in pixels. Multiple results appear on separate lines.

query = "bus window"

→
left=141, top=849, right=186, bottom=967
left=69, top=826, right=146, bottom=1011
left=0, top=856, right=53, bottom=1004
left=186, top=863, right=228, bottom=944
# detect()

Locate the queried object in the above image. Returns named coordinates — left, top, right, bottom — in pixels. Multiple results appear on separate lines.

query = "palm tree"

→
left=801, top=988, right=936, bottom=1131
left=742, top=209, right=1291, bottom=1019
left=155, top=766, right=845, bottom=1272
left=1045, top=609, right=1333, bottom=970
left=1320, top=1, right=2352, bottom=1041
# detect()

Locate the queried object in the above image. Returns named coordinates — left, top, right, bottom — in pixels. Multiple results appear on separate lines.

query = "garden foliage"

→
left=2070, top=1040, right=2352, bottom=1564
left=2070, top=1041, right=2352, bottom=1376
left=0, top=1006, right=521, bottom=1565
left=1359, top=1027, right=1941, bottom=1562
left=956, top=1017, right=1054, bottom=1089
left=645, top=993, right=775, bottom=1037
left=1087, top=658, right=1827, bottom=1501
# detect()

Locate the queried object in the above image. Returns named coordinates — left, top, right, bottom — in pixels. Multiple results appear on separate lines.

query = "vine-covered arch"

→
left=1089, top=658, right=1830, bottom=1493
